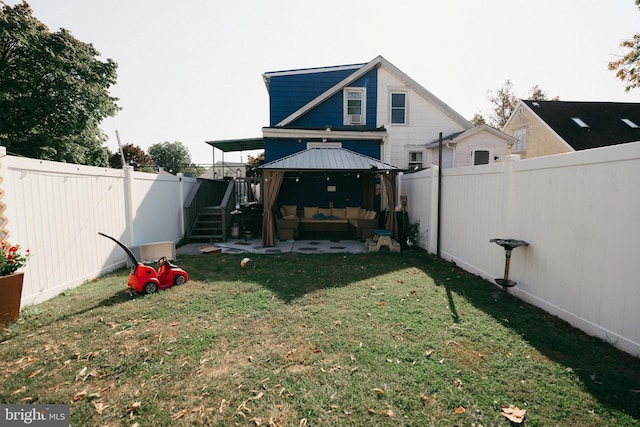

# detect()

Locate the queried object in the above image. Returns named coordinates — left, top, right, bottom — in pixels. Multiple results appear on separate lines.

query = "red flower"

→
left=9, top=246, right=17, bottom=253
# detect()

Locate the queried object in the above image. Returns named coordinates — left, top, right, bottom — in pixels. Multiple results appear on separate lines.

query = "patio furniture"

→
left=366, top=229, right=400, bottom=252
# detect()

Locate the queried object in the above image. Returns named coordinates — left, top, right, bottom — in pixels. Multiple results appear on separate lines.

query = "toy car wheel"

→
left=174, top=275, right=186, bottom=286
left=143, top=282, right=158, bottom=294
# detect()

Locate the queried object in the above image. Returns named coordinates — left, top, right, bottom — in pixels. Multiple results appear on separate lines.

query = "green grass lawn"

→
left=1, top=250, right=639, bottom=426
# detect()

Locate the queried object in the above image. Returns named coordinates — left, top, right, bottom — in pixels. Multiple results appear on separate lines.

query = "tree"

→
left=528, top=85, right=559, bottom=101
left=148, top=141, right=191, bottom=174
left=0, top=1, right=119, bottom=165
left=470, top=113, right=487, bottom=127
left=608, top=1, right=640, bottom=92
left=108, top=144, right=154, bottom=172
left=246, top=152, right=264, bottom=178
left=487, top=80, right=519, bottom=129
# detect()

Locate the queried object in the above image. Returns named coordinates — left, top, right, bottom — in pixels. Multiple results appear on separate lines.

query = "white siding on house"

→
left=376, top=67, right=469, bottom=168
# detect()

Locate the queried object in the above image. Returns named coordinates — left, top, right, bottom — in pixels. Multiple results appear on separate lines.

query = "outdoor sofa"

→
left=276, top=205, right=378, bottom=240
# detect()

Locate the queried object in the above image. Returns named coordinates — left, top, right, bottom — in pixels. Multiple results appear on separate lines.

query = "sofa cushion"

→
left=318, top=207, right=333, bottom=217
left=303, top=206, right=318, bottom=218
left=365, top=210, right=377, bottom=220
left=282, top=205, right=297, bottom=217
left=330, top=207, right=344, bottom=218
left=345, top=206, right=361, bottom=218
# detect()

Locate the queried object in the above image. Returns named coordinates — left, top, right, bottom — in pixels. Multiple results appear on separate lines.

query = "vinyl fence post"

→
left=123, top=165, right=135, bottom=246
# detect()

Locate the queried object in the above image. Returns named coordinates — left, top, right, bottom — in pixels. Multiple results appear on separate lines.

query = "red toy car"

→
left=99, top=232, right=188, bottom=294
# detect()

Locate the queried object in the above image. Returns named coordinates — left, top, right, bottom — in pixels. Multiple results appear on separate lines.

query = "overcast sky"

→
left=7, top=0, right=640, bottom=164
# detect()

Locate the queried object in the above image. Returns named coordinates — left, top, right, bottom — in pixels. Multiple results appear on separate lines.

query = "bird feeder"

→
left=490, top=238, right=529, bottom=291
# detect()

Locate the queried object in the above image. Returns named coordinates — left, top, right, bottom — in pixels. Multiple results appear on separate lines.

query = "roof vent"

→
left=621, top=118, right=639, bottom=128
left=571, top=117, right=589, bottom=128
left=532, top=102, right=540, bottom=107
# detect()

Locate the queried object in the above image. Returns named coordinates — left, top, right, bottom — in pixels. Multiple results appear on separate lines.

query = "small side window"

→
left=513, top=128, right=526, bottom=152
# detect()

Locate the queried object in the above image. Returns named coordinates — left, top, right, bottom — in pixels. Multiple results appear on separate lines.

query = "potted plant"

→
left=0, top=241, right=30, bottom=325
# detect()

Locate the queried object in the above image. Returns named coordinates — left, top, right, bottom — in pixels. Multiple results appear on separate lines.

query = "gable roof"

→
left=266, top=55, right=471, bottom=130
left=424, top=124, right=516, bottom=149
left=514, top=100, right=640, bottom=151
left=261, top=147, right=400, bottom=171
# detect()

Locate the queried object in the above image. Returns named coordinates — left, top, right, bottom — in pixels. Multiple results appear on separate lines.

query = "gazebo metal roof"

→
left=261, top=147, right=400, bottom=171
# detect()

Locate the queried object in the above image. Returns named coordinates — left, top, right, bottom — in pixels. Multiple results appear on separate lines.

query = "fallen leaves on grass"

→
left=92, top=401, right=109, bottom=415
left=172, top=409, right=187, bottom=420
left=454, top=406, right=466, bottom=414
left=501, top=405, right=526, bottom=424
left=371, top=388, right=385, bottom=395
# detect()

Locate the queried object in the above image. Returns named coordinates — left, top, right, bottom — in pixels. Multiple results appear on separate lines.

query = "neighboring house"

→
left=422, top=124, right=516, bottom=168
left=200, top=161, right=247, bottom=180
left=503, top=100, right=640, bottom=159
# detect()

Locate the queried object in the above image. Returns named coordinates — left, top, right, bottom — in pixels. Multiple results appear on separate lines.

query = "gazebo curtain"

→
left=361, top=174, right=374, bottom=211
left=382, top=172, right=398, bottom=240
left=261, top=170, right=284, bottom=247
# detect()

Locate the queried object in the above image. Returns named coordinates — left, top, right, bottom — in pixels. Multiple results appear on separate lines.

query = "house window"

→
left=513, top=128, right=526, bottom=152
left=391, top=92, right=406, bottom=124
left=344, top=87, right=366, bottom=125
left=408, top=151, right=423, bottom=169
left=473, top=149, right=490, bottom=165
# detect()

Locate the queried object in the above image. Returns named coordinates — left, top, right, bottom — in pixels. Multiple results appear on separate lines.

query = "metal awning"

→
left=261, top=147, right=400, bottom=171
left=205, top=138, right=264, bottom=152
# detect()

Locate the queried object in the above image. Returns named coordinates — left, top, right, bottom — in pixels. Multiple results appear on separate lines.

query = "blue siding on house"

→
left=264, top=139, right=381, bottom=163
left=269, top=69, right=357, bottom=126
left=277, top=175, right=364, bottom=210
left=289, top=69, right=378, bottom=129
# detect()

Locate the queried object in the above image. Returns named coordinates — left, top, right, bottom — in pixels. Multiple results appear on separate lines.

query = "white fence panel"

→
left=399, top=168, right=434, bottom=250
left=400, top=142, right=640, bottom=356
left=2, top=155, right=127, bottom=306
left=0, top=150, right=199, bottom=308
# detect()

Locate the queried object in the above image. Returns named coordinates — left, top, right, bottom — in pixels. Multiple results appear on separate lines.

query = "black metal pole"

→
left=437, top=132, right=442, bottom=259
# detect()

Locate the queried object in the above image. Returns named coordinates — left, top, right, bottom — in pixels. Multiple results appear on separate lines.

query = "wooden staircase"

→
left=190, top=206, right=225, bottom=242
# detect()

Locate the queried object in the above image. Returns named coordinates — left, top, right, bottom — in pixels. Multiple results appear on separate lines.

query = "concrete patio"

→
left=176, top=238, right=368, bottom=256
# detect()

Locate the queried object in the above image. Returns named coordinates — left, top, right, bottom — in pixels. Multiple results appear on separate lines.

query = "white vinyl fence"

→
left=0, top=147, right=197, bottom=307
left=400, top=141, right=640, bottom=356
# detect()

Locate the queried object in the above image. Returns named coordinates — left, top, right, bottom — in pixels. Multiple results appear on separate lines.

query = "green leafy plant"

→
left=0, top=242, right=30, bottom=276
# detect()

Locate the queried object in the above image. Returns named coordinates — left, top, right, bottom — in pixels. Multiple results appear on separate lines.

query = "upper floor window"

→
left=513, top=128, right=526, bottom=153
left=408, top=151, right=423, bottom=169
left=344, top=87, right=366, bottom=126
left=391, top=92, right=407, bottom=124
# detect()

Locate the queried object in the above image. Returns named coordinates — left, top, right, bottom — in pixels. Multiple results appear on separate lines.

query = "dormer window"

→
left=621, top=118, right=639, bottom=128
left=344, top=87, right=366, bottom=126
left=571, top=117, right=589, bottom=128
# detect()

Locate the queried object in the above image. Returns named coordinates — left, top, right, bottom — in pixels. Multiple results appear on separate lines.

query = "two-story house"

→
left=503, top=100, right=640, bottom=159
left=208, top=55, right=494, bottom=245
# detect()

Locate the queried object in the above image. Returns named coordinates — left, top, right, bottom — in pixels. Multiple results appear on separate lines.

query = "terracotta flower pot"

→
left=0, top=272, right=24, bottom=326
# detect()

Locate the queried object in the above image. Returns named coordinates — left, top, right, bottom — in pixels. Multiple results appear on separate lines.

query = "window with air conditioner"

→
left=344, top=87, right=366, bottom=126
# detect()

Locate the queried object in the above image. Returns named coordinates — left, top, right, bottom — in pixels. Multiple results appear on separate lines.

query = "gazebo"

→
left=260, top=146, right=401, bottom=247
